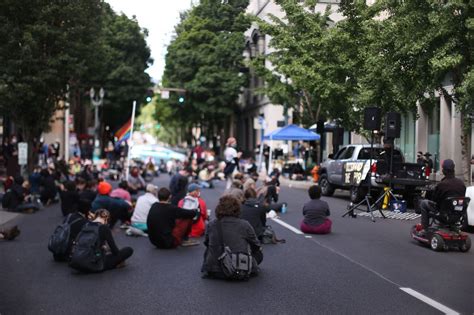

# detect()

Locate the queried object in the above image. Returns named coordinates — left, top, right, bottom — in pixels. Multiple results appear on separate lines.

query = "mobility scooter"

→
left=411, top=197, right=471, bottom=252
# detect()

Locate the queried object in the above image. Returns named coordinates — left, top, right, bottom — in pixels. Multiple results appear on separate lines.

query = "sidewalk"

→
left=279, top=177, right=315, bottom=190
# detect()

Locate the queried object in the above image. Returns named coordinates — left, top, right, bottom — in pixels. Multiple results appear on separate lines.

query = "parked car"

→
left=318, top=144, right=431, bottom=205
left=130, top=144, right=186, bottom=164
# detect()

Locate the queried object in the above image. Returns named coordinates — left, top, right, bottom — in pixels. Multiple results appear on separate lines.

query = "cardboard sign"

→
left=343, top=161, right=365, bottom=185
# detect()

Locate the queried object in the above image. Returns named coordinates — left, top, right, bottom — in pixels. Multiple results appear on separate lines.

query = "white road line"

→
left=271, top=217, right=303, bottom=234
left=271, top=217, right=459, bottom=314
left=400, top=288, right=459, bottom=315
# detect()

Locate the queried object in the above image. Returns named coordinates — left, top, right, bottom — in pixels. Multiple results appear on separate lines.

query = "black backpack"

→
left=48, top=214, right=83, bottom=261
left=69, top=222, right=105, bottom=272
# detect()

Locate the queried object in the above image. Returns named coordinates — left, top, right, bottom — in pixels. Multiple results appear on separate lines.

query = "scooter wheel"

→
left=430, top=234, right=445, bottom=252
left=459, top=237, right=471, bottom=253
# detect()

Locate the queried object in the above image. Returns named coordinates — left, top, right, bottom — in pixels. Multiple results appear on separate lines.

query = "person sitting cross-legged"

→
left=300, top=185, right=332, bottom=234
left=126, top=184, right=159, bottom=237
left=147, top=187, right=200, bottom=249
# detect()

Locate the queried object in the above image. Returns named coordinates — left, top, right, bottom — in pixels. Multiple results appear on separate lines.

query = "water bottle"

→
left=281, top=203, right=287, bottom=214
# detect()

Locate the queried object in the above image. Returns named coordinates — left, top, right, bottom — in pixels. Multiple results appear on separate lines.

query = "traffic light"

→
left=178, top=94, right=185, bottom=104
left=145, top=89, right=154, bottom=103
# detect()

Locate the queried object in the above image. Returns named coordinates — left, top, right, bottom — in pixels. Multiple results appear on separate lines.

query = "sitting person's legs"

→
left=172, top=219, right=193, bottom=247
left=419, top=199, right=437, bottom=229
left=104, top=247, right=134, bottom=270
left=300, top=218, right=332, bottom=234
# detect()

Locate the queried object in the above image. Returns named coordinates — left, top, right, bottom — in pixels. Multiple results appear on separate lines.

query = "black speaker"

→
left=332, top=127, right=344, bottom=146
left=363, top=107, right=381, bottom=131
left=385, top=112, right=401, bottom=138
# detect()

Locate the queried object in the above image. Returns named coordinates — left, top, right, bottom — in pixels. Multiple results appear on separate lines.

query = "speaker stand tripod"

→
left=342, top=130, right=386, bottom=222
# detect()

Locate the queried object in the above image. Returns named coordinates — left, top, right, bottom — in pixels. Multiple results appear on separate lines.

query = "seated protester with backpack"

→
left=147, top=187, right=200, bottom=249
left=201, top=195, right=263, bottom=280
left=92, top=181, right=131, bottom=228
left=2, top=175, right=40, bottom=213
left=48, top=199, right=90, bottom=261
left=300, top=185, right=332, bottom=234
left=178, top=183, right=208, bottom=238
left=70, top=209, right=133, bottom=272
left=59, top=181, right=80, bottom=216
left=240, top=188, right=268, bottom=240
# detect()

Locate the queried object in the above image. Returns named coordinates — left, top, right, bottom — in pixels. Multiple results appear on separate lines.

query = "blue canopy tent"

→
left=263, top=124, right=320, bottom=172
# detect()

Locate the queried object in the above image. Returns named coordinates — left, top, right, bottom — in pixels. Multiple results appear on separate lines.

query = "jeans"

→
left=419, top=199, right=437, bottom=229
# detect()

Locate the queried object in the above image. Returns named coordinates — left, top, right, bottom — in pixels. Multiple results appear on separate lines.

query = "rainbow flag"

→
left=115, top=118, right=132, bottom=144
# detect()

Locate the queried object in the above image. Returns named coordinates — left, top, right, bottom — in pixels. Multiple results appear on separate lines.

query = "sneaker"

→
left=125, top=228, right=133, bottom=236
left=120, top=223, right=130, bottom=229
left=181, top=239, right=200, bottom=247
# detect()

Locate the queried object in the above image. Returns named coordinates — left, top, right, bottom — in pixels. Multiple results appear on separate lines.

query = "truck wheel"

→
left=350, top=186, right=367, bottom=203
left=430, top=234, right=445, bottom=252
left=459, top=237, right=471, bottom=252
left=319, top=174, right=335, bottom=196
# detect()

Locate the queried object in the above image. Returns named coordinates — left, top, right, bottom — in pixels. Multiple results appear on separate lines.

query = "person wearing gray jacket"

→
left=201, top=195, right=263, bottom=279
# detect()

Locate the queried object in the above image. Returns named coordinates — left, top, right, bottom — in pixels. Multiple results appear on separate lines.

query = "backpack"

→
left=48, top=214, right=83, bottom=261
left=69, top=223, right=104, bottom=272
left=261, top=225, right=286, bottom=244
left=181, top=196, right=201, bottom=221
left=216, top=220, right=253, bottom=281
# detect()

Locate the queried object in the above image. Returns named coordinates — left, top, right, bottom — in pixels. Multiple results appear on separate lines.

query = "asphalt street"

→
left=1, top=174, right=473, bottom=314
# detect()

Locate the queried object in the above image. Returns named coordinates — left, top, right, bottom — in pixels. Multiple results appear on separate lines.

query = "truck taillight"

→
left=371, top=162, right=377, bottom=175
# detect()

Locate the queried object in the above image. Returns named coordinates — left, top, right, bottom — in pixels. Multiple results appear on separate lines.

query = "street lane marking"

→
left=271, top=217, right=459, bottom=314
left=400, top=288, right=459, bottom=315
left=271, top=217, right=303, bottom=234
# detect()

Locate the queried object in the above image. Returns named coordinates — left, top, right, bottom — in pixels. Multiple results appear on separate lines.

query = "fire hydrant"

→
left=311, top=165, right=320, bottom=183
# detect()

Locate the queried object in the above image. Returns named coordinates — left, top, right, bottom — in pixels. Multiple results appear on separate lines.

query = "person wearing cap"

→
left=419, top=159, right=466, bottom=230
left=129, top=184, right=159, bottom=233
left=92, top=181, right=131, bottom=228
left=147, top=187, right=200, bottom=249
left=178, top=183, right=208, bottom=238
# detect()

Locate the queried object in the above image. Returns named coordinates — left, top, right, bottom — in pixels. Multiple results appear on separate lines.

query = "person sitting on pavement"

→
left=128, top=166, right=146, bottom=194
left=223, top=180, right=245, bottom=204
left=28, top=166, right=42, bottom=197
left=178, top=183, right=208, bottom=238
left=201, top=195, right=263, bottom=279
left=169, top=167, right=190, bottom=205
left=257, top=178, right=285, bottom=212
left=243, top=178, right=256, bottom=193
left=110, top=180, right=132, bottom=203
left=92, top=181, right=131, bottom=228
left=147, top=187, right=200, bottom=249
left=240, top=188, right=269, bottom=240
left=0, top=225, right=20, bottom=241
left=59, top=181, right=80, bottom=216
left=79, top=179, right=97, bottom=205
left=127, top=184, right=159, bottom=236
left=418, top=159, right=466, bottom=231
left=39, top=168, right=58, bottom=205
left=88, top=209, right=134, bottom=271
left=2, top=175, right=40, bottom=213
left=51, top=199, right=90, bottom=261
left=300, top=185, right=332, bottom=234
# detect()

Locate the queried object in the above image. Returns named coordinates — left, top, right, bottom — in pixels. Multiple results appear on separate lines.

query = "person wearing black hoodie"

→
left=40, top=169, right=57, bottom=205
left=59, top=181, right=80, bottom=216
left=240, top=188, right=268, bottom=239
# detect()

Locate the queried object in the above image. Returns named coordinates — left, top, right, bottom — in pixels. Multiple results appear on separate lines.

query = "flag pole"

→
left=125, top=100, right=137, bottom=181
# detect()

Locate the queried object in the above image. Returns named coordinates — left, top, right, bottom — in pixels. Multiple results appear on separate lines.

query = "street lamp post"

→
left=90, top=87, right=105, bottom=161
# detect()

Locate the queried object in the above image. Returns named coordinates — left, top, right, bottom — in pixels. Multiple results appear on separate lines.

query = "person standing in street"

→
left=224, top=137, right=240, bottom=189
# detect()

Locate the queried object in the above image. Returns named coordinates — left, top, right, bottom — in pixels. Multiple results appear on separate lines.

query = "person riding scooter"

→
left=418, top=159, right=466, bottom=232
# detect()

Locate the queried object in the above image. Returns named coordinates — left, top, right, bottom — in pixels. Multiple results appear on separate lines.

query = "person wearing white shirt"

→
left=130, top=184, right=158, bottom=233
left=224, top=137, right=240, bottom=189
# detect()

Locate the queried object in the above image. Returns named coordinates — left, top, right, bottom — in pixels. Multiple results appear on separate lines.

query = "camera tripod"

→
left=342, top=131, right=386, bottom=222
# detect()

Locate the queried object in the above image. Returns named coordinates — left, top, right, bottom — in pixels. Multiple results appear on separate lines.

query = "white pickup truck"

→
left=318, top=144, right=431, bottom=204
